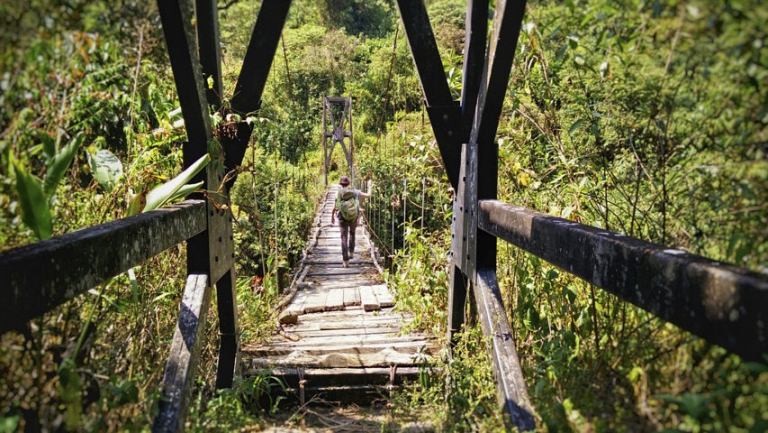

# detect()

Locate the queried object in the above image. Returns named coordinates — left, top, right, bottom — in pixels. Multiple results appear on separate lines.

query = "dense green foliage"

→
left=384, top=0, right=768, bottom=431
left=1, top=0, right=766, bottom=431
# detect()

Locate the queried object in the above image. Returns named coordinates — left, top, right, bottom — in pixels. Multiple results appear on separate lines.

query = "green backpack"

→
left=337, top=187, right=359, bottom=221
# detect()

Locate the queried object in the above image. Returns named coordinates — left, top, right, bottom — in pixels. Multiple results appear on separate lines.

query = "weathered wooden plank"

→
left=312, top=281, right=383, bottom=290
left=306, top=267, right=368, bottom=277
left=302, top=259, right=362, bottom=265
left=257, top=366, right=424, bottom=380
left=325, top=289, right=345, bottom=311
left=250, top=350, right=431, bottom=368
left=252, top=334, right=433, bottom=349
left=0, top=200, right=206, bottom=333
left=370, top=284, right=394, bottom=308
left=322, top=315, right=409, bottom=326
left=285, top=291, right=310, bottom=316
left=249, top=339, right=432, bottom=355
left=290, top=318, right=409, bottom=332
left=304, top=291, right=330, bottom=314
left=306, top=281, right=367, bottom=290
left=250, top=350, right=431, bottom=369
left=270, top=335, right=420, bottom=350
left=247, top=367, right=426, bottom=390
left=343, top=287, right=361, bottom=306
left=278, top=326, right=404, bottom=340
left=474, top=269, right=535, bottom=431
left=307, top=272, right=379, bottom=280
left=287, top=318, right=400, bottom=331
left=153, top=274, right=211, bottom=433
left=478, top=199, right=768, bottom=362
left=360, top=286, right=380, bottom=312
left=294, top=309, right=407, bottom=323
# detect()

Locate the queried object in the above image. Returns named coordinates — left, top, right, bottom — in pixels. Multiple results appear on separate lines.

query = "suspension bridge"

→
left=243, top=185, right=436, bottom=404
left=1, top=0, right=767, bottom=431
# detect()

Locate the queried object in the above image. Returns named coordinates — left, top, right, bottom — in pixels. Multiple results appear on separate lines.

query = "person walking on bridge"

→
left=330, top=175, right=371, bottom=268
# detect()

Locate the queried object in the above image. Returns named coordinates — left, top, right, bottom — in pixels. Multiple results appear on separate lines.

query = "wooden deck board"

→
left=325, top=288, right=345, bottom=311
left=371, top=284, right=395, bottom=308
left=343, top=287, right=360, bottom=306
left=359, top=286, right=380, bottom=312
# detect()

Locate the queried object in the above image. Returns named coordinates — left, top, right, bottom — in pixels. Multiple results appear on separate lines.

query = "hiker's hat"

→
left=340, top=175, right=350, bottom=185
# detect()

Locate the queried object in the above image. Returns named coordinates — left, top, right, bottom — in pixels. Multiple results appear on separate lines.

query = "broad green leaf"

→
left=167, top=181, right=204, bottom=203
left=143, top=153, right=210, bottom=212
left=13, top=160, right=52, bottom=240
left=568, top=34, right=579, bottom=49
left=44, top=133, right=83, bottom=198
left=568, top=119, right=585, bottom=135
left=87, top=148, right=123, bottom=192
left=58, top=359, right=83, bottom=430
left=556, top=44, right=568, bottom=60
left=0, top=414, right=20, bottom=432
left=37, top=131, right=56, bottom=161
left=125, top=191, right=147, bottom=217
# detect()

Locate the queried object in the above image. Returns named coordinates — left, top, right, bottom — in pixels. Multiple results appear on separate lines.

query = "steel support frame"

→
left=156, top=0, right=290, bottom=430
left=323, top=96, right=354, bottom=186
left=397, top=0, right=533, bottom=429
left=396, top=0, right=463, bottom=189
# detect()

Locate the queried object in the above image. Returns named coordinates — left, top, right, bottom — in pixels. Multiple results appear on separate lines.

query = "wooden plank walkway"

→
left=242, top=185, right=437, bottom=401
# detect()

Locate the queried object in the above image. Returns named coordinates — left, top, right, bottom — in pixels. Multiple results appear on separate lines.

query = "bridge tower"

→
left=322, top=96, right=354, bottom=186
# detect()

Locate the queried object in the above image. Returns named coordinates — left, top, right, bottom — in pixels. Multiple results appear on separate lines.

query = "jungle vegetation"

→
left=0, top=0, right=766, bottom=431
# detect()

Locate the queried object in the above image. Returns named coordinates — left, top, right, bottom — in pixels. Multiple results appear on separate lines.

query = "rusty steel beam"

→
left=214, top=268, right=241, bottom=389
left=196, top=0, right=223, bottom=109
left=395, top=0, right=453, bottom=106
left=475, top=0, right=527, bottom=164
left=475, top=269, right=535, bottom=431
left=471, top=0, right=527, bottom=271
left=230, top=0, right=291, bottom=115
left=396, top=0, right=462, bottom=188
left=157, top=0, right=212, bottom=157
left=461, top=0, right=488, bottom=134
left=0, top=200, right=207, bottom=334
left=221, top=0, right=290, bottom=195
left=478, top=199, right=768, bottom=362
left=423, top=104, right=463, bottom=189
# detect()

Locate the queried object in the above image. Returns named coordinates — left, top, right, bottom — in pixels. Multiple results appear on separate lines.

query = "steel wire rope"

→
left=356, top=24, right=401, bottom=261
left=280, top=33, right=311, bottom=176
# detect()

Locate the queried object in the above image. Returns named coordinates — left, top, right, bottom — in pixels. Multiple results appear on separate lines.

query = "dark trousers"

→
left=339, top=217, right=357, bottom=261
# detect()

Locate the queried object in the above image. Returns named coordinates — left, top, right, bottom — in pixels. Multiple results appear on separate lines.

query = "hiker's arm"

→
left=358, top=191, right=371, bottom=199
left=331, top=204, right=337, bottom=224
